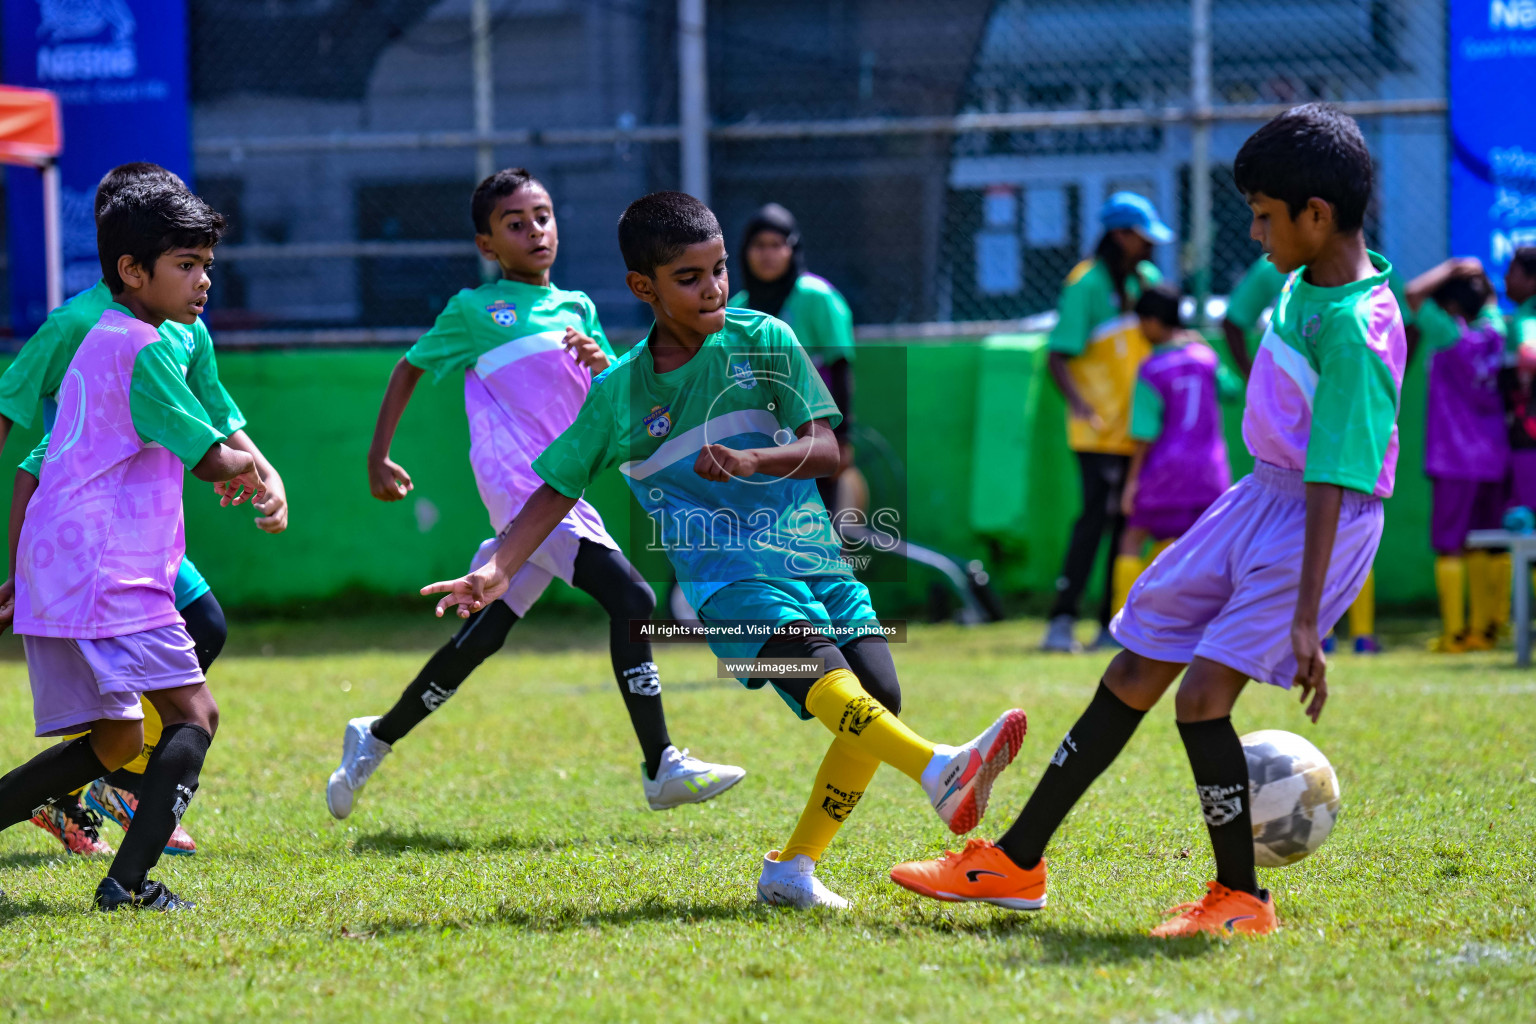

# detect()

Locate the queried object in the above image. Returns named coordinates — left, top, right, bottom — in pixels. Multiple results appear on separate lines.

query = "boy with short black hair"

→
left=0, top=182, right=261, bottom=910
left=327, top=169, right=743, bottom=818
left=1111, top=285, right=1240, bottom=615
left=1406, top=259, right=1509, bottom=651
left=1501, top=248, right=1536, bottom=516
left=423, top=190, right=1027, bottom=909
left=0, top=162, right=287, bottom=860
left=892, top=104, right=1405, bottom=937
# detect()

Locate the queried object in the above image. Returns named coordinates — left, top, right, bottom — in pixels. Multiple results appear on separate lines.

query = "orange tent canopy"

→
left=0, top=86, right=61, bottom=167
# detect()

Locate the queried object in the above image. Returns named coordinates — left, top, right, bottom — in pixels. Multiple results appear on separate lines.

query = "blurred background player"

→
left=892, top=104, right=1402, bottom=938
left=0, top=163, right=287, bottom=859
left=1502, top=248, right=1536, bottom=524
left=327, top=169, right=743, bottom=820
left=1112, top=285, right=1240, bottom=616
left=423, top=191, right=1028, bottom=910
left=1042, top=193, right=1171, bottom=653
left=731, top=203, right=858, bottom=524
left=1218, top=245, right=1415, bottom=654
left=0, top=182, right=259, bottom=910
left=1406, top=259, right=1509, bottom=652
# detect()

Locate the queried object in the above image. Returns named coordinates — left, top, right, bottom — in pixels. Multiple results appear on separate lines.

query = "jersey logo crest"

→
left=485, top=300, right=518, bottom=327
left=644, top=404, right=672, bottom=438
left=729, top=359, right=757, bottom=390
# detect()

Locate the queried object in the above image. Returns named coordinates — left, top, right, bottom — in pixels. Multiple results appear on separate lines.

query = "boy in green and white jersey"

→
left=423, top=191, right=1028, bottom=909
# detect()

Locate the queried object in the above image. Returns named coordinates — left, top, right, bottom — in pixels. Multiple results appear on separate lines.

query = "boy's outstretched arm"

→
left=368, top=357, right=426, bottom=501
left=1405, top=257, right=1482, bottom=314
left=694, top=419, right=839, bottom=482
left=224, top=429, right=289, bottom=533
left=1292, top=481, right=1343, bottom=723
left=421, top=483, right=576, bottom=617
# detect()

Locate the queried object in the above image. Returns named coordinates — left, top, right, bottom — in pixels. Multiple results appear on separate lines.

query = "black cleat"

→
left=94, top=877, right=194, bottom=912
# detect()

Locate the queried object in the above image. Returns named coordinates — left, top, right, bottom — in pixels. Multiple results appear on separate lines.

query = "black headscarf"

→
left=739, top=203, right=805, bottom=318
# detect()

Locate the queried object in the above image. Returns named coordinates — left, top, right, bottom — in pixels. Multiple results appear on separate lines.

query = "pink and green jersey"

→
left=1242, top=252, right=1406, bottom=498
left=15, top=306, right=227, bottom=639
left=405, top=279, right=615, bottom=542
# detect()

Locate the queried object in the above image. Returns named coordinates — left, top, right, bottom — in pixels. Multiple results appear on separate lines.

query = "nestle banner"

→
left=3, top=0, right=190, bottom=336
left=1450, top=0, right=1536, bottom=299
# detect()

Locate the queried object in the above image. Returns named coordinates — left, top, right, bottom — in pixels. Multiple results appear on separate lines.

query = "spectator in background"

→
left=733, top=204, right=858, bottom=520
left=1041, top=193, right=1171, bottom=653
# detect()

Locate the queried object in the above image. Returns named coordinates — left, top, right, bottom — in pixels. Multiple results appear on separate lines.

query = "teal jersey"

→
left=534, top=309, right=845, bottom=612
left=0, top=280, right=245, bottom=436
left=1510, top=296, right=1536, bottom=353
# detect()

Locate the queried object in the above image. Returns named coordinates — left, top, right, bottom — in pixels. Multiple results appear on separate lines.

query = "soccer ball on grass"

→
left=1242, top=729, right=1341, bottom=867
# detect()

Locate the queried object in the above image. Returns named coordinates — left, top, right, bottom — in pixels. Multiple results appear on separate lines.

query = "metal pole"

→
left=1189, top=0, right=1213, bottom=325
left=42, top=159, right=63, bottom=311
left=472, top=0, right=497, bottom=281
left=678, top=0, right=710, bottom=203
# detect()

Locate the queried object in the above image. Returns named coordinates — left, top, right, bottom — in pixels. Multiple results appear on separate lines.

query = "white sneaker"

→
left=755, top=850, right=850, bottom=909
left=643, top=746, right=745, bottom=810
left=922, top=709, right=1028, bottom=835
left=326, top=716, right=392, bottom=820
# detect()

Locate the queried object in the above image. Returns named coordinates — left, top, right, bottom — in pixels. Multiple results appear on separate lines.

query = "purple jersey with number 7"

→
left=1131, top=341, right=1232, bottom=512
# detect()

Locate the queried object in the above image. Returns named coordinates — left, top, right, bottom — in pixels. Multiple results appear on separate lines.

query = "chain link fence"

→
left=1, top=0, right=1451, bottom=338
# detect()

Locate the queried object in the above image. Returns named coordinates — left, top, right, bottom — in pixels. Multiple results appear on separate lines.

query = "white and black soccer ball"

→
left=1242, top=729, right=1341, bottom=867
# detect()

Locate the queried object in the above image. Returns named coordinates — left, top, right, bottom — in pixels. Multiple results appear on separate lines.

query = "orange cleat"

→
left=1149, top=881, right=1277, bottom=938
left=889, top=838, right=1047, bottom=911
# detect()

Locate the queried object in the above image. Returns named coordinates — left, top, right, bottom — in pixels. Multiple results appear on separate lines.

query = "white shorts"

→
left=473, top=513, right=618, bottom=617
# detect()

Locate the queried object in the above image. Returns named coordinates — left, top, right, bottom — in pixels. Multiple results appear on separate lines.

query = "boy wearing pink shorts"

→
left=0, top=182, right=261, bottom=911
left=890, top=104, right=1404, bottom=937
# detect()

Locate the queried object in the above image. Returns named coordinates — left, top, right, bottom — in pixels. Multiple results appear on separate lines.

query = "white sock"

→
left=920, top=744, right=958, bottom=792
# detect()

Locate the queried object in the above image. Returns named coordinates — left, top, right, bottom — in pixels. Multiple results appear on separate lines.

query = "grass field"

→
left=1, top=612, right=1533, bottom=1023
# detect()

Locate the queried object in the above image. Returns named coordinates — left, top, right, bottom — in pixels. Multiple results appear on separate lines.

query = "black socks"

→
left=1177, top=716, right=1259, bottom=895
left=0, top=736, right=109, bottom=830
left=998, top=681, right=1146, bottom=869
left=107, top=723, right=211, bottom=894
left=371, top=602, right=519, bottom=747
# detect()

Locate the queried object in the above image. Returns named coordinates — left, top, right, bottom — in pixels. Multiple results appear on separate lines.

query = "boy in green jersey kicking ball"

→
left=327, top=170, right=742, bottom=818
left=423, top=191, right=1027, bottom=908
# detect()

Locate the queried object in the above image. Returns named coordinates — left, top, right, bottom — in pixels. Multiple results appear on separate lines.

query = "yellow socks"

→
left=1467, top=550, right=1493, bottom=643
left=1435, top=556, right=1467, bottom=646
left=804, top=669, right=934, bottom=783
left=1347, top=569, right=1375, bottom=639
left=1111, top=555, right=1144, bottom=617
left=1489, top=552, right=1512, bottom=636
left=778, top=738, right=881, bottom=862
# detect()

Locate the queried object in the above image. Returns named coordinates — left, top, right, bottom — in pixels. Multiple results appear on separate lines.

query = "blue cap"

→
left=1099, top=191, right=1174, bottom=244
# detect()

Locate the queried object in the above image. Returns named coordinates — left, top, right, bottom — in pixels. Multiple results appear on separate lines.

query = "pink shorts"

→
left=1111, top=461, right=1382, bottom=688
left=470, top=515, right=617, bottom=617
left=24, top=624, right=205, bottom=737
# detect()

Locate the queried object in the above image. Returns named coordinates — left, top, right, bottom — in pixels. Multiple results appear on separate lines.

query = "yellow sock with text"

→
left=778, top=737, right=881, bottom=862
left=804, top=669, right=933, bottom=783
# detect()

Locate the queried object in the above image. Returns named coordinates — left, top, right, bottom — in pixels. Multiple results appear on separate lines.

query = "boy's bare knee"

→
left=1174, top=662, right=1246, bottom=721
left=1103, top=650, right=1180, bottom=712
left=90, top=724, right=143, bottom=771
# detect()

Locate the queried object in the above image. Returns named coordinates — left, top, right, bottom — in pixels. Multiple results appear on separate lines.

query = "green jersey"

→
left=1509, top=296, right=1536, bottom=353
left=1225, top=255, right=1415, bottom=334
left=533, top=309, right=845, bottom=611
left=0, top=280, right=245, bottom=436
left=729, top=273, right=856, bottom=365
left=1415, top=297, right=1506, bottom=354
